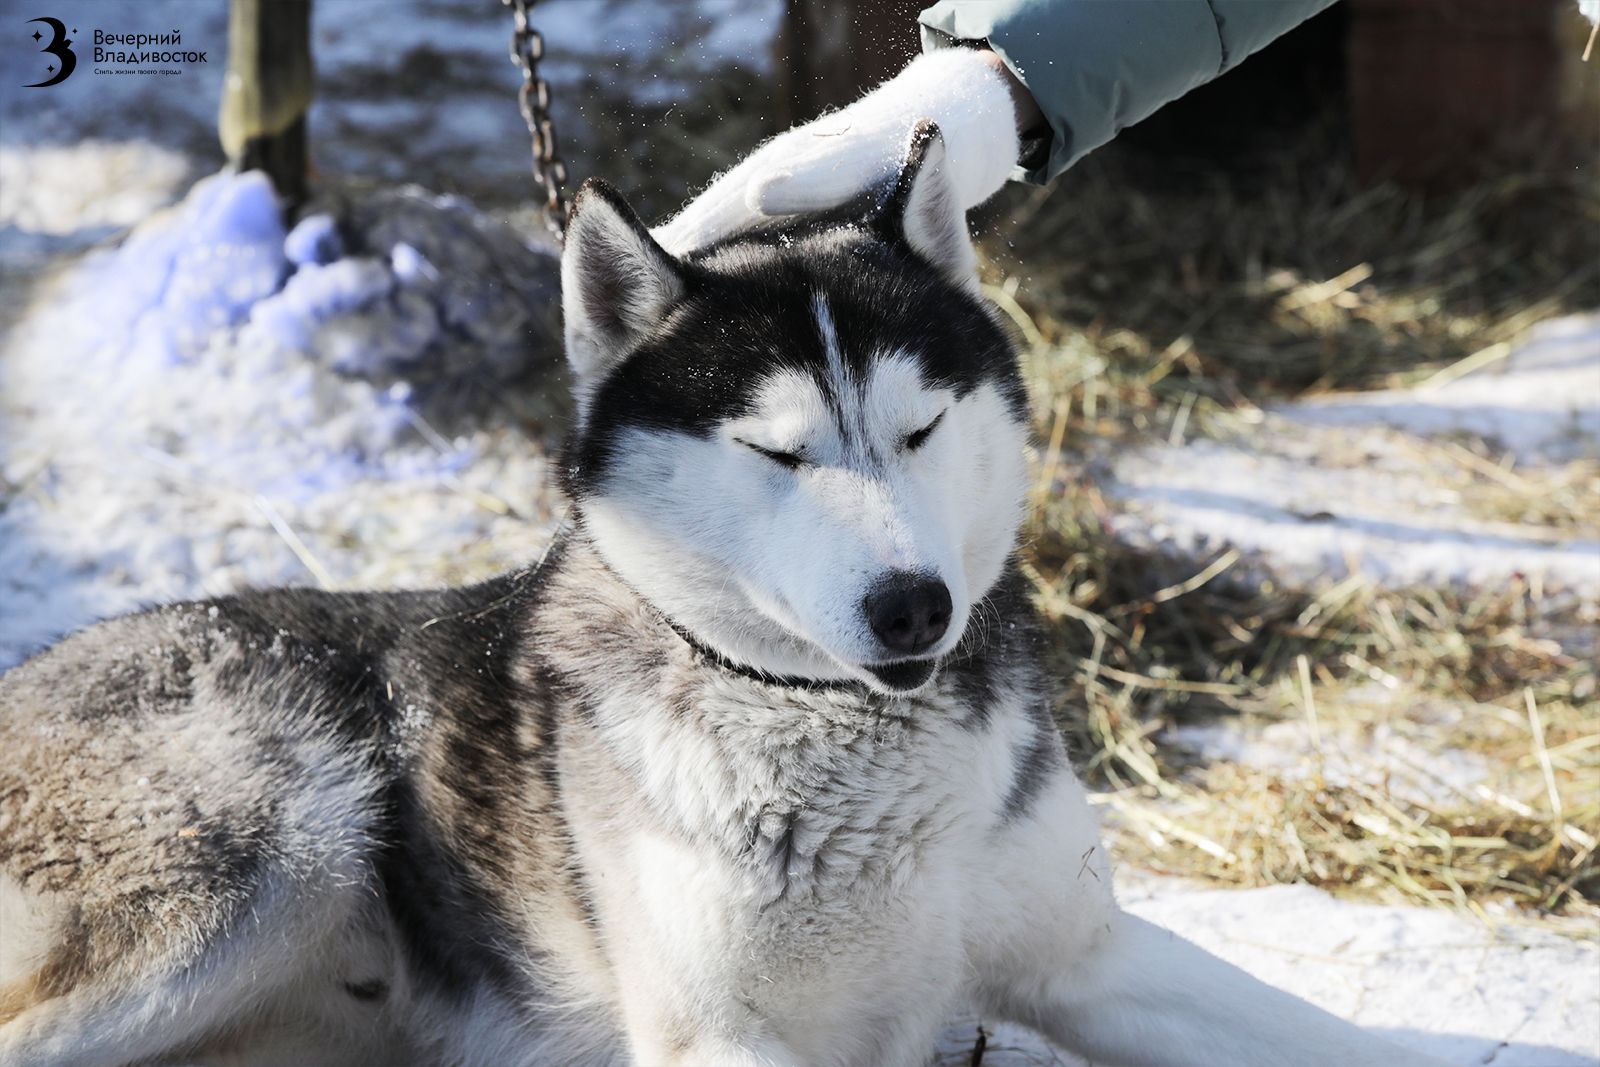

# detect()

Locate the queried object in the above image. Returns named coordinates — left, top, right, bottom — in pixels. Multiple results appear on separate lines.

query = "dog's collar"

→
left=656, top=613, right=864, bottom=694
left=562, top=519, right=869, bottom=694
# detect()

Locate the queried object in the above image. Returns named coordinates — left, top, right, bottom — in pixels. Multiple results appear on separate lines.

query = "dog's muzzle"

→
left=865, top=657, right=939, bottom=692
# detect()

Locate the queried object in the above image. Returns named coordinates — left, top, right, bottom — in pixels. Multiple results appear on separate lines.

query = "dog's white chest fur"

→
left=555, top=673, right=1030, bottom=1064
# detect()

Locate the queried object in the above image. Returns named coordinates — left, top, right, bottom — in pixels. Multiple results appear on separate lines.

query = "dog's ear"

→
left=876, top=120, right=977, bottom=291
left=562, top=179, right=686, bottom=383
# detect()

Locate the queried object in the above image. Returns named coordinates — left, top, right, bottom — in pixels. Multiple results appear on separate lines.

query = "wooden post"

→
left=219, top=0, right=313, bottom=206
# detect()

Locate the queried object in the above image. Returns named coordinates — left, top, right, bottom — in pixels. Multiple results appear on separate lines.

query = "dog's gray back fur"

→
left=0, top=523, right=1052, bottom=1065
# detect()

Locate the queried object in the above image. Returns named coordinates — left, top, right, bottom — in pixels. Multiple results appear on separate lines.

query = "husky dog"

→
left=0, top=124, right=1439, bottom=1067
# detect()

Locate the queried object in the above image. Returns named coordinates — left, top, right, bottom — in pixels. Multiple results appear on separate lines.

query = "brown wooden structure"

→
left=219, top=0, right=313, bottom=206
left=1347, top=0, right=1599, bottom=187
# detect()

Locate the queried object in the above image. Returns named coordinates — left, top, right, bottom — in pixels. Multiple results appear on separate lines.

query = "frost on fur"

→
left=877, top=121, right=979, bottom=291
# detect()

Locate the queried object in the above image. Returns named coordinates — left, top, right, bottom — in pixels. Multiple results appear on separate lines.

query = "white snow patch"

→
left=0, top=141, right=195, bottom=269
left=933, top=880, right=1600, bottom=1066
left=1283, top=316, right=1600, bottom=465
left=0, top=141, right=193, bottom=237
left=1167, top=709, right=1495, bottom=808
left=309, top=0, right=781, bottom=83
left=1097, top=314, right=1600, bottom=597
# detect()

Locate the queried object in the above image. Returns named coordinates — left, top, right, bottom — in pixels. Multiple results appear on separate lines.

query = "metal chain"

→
left=503, top=0, right=568, bottom=242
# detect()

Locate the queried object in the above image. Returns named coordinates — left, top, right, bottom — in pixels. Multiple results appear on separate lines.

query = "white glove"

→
left=651, top=49, right=1020, bottom=256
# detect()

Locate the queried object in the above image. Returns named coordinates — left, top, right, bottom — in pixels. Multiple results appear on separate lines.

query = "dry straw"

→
left=975, top=122, right=1598, bottom=931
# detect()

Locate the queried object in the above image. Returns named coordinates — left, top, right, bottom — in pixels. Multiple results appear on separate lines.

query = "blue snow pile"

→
left=30, top=169, right=560, bottom=503
left=259, top=185, right=556, bottom=385
left=0, top=169, right=564, bottom=666
left=77, top=168, right=290, bottom=363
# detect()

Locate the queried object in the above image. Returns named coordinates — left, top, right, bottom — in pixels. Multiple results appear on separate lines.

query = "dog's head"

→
left=560, top=122, right=1029, bottom=695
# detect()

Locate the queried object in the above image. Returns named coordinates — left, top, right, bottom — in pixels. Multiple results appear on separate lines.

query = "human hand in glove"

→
left=651, top=48, right=1042, bottom=256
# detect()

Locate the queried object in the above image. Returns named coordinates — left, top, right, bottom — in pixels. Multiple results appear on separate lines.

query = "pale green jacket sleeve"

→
left=919, top=0, right=1338, bottom=183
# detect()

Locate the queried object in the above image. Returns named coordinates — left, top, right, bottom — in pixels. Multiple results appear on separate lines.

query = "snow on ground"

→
left=1283, top=317, right=1600, bottom=465
left=1097, top=315, right=1600, bottom=597
left=929, top=877, right=1600, bottom=1067
left=0, top=140, right=196, bottom=270
left=0, top=170, right=565, bottom=667
left=1167, top=694, right=1497, bottom=809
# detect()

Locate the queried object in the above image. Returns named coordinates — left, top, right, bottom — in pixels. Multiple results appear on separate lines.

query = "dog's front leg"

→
left=613, top=966, right=802, bottom=1067
left=622, top=1025, right=801, bottom=1067
left=601, top=867, right=805, bottom=1067
left=970, top=768, right=1450, bottom=1067
left=604, top=929, right=806, bottom=1067
left=1008, top=909, right=1452, bottom=1067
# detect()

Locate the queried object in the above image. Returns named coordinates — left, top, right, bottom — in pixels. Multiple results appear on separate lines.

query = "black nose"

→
left=865, top=573, right=952, bottom=657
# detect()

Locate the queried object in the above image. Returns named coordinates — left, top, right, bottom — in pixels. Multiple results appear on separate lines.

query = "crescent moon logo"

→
left=24, top=17, right=77, bottom=87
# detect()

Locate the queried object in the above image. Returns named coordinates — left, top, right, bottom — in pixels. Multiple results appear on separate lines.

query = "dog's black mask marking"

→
left=560, top=184, right=1026, bottom=501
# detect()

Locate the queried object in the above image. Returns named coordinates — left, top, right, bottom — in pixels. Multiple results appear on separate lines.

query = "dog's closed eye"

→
left=903, top=411, right=946, bottom=452
left=738, top=439, right=806, bottom=470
